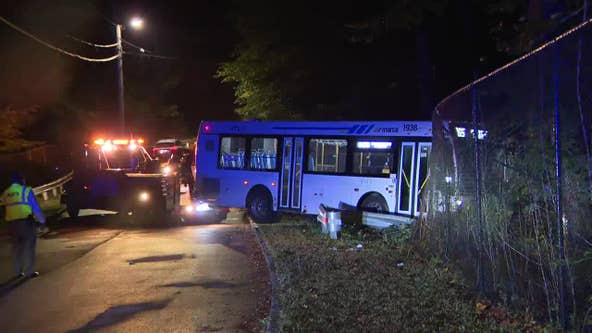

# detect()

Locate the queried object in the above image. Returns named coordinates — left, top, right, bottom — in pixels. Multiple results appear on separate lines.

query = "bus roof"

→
left=198, top=120, right=432, bottom=137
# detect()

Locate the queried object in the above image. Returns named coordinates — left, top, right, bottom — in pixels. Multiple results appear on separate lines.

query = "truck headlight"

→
left=139, top=191, right=150, bottom=202
left=194, top=202, right=211, bottom=212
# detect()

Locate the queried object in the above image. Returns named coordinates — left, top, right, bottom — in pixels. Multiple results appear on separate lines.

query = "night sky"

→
left=0, top=1, right=577, bottom=144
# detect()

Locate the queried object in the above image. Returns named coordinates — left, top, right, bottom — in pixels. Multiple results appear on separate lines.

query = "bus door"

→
left=279, top=137, right=305, bottom=211
left=396, top=141, right=431, bottom=216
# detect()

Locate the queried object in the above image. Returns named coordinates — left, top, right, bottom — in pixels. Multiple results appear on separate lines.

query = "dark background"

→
left=0, top=0, right=585, bottom=148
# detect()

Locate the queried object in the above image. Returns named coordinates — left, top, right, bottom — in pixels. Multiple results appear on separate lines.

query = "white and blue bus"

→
left=194, top=120, right=432, bottom=223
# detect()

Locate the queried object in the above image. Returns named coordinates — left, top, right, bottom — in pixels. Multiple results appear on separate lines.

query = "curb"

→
left=250, top=220, right=281, bottom=333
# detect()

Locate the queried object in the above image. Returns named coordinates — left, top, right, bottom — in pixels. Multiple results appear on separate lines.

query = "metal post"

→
left=116, top=24, right=125, bottom=134
left=553, top=43, right=568, bottom=330
left=472, top=74, right=486, bottom=295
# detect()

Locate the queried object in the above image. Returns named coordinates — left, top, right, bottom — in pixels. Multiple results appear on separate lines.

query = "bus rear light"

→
left=242, top=180, right=249, bottom=185
left=83, top=185, right=90, bottom=190
left=271, top=182, right=276, bottom=187
left=204, top=124, right=211, bottom=132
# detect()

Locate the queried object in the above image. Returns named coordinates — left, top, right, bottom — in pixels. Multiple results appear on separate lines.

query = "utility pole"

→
left=116, top=24, right=125, bottom=134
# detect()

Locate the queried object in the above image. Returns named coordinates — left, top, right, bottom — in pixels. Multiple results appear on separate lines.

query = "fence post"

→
left=472, top=73, right=486, bottom=296
left=554, top=43, right=568, bottom=330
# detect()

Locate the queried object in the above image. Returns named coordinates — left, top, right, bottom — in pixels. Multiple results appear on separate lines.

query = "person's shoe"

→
left=29, top=272, right=39, bottom=278
left=16, top=272, right=25, bottom=278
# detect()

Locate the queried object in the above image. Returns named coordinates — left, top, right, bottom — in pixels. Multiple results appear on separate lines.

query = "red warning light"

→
left=242, top=180, right=249, bottom=185
left=204, top=124, right=211, bottom=132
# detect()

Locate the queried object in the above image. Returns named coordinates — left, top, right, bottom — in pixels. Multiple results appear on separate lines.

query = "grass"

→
left=257, top=216, right=518, bottom=332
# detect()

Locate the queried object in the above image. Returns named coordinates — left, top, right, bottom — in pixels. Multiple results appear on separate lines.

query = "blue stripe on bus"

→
left=274, top=126, right=355, bottom=131
left=348, top=125, right=359, bottom=134
left=364, top=125, right=375, bottom=134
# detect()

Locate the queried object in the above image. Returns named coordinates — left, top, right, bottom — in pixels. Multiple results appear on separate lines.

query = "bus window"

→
left=250, top=138, right=278, bottom=170
left=308, top=138, right=347, bottom=173
left=353, top=141, right=394, bottom=176
left=219, top=137, right=246, bottom=169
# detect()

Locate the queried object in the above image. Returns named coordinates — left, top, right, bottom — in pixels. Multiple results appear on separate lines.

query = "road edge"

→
left=249, top=220, right=281, bottom=333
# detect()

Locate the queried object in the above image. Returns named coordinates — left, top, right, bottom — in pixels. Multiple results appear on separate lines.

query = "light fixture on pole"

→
left=115, top=17, right=143, bottom=134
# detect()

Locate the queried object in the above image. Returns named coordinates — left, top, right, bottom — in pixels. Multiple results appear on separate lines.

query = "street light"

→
left=116, top=17, right=143, bottom=134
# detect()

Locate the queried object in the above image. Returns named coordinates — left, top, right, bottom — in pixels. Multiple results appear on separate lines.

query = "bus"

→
left=194, top=120, right=432, bottom=223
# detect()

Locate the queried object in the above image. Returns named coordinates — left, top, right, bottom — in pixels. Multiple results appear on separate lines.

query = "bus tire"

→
left=359, top=193, right=388, bottom=213
left=247, top=189, right=276, bottom=223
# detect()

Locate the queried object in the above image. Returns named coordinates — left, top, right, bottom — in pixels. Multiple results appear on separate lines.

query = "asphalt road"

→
left=0, top=212, right=269, bottom=332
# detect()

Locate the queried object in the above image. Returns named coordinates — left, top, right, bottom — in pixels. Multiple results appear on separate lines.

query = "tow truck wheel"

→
left=247, top=189, right=278, bottom=223
left=67, top=204, right=80, bottom=218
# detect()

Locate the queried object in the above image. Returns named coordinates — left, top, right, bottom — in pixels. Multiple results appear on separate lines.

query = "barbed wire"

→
left=0, top=15, right=119, bottom=62
left=436, top=16, right=592, bottom=111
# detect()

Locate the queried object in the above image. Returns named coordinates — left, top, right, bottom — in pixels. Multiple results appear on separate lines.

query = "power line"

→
left=68, top=35, right=177, bottom=60
left=123, top=51, right=177, bottom=60
left=67, top=35, right=118, bottom=48
left=0, top=15, right=119, bottom=62
left=122, top=39, right=150, bottom=53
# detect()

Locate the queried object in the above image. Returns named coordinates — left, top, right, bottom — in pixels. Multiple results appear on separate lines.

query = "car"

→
left=151, top=139, right=185, bottom=160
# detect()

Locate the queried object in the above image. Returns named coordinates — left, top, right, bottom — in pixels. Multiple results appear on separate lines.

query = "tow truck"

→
left=64, top=137, right=181, bottom=225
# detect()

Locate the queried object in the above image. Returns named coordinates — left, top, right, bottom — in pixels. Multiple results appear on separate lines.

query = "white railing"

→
left=32, top=171, right=73, bottom=212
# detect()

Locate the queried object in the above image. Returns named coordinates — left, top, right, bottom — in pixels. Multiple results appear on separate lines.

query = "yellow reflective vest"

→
left=1, top=183, right=33, bottom=222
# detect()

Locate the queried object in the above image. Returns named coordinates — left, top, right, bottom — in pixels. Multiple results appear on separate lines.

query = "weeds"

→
left=259, top=218, right=501, bottom=332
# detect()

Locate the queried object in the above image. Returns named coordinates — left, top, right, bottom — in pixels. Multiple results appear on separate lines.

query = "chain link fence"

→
left=423, top=19, right=592, bottom=328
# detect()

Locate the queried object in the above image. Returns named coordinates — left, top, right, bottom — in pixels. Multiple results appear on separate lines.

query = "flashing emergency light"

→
left=93, top=137, right=145, bottom=152
left=101, top=140, right=115, bottom=152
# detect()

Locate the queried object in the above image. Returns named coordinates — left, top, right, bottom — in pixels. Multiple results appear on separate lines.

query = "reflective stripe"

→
left=23, top=187, right=31, bottom=203
left=6, top=202, right=28, bottom=206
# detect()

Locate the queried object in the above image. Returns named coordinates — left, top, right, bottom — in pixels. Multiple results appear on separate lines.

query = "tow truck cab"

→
left=65, top=138, right=180, bottom=224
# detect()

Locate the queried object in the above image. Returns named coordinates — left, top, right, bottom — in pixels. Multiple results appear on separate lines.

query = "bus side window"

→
left=308, top=138, right=347, bottom=173
left=219, top=137, right=246, bottom=169
left=250, top=137, right=278, bottom=170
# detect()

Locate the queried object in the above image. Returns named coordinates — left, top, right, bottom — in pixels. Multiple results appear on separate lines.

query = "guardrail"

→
left=32, top=171, right=73, bottom=215
left=317, top=203, right=414, bottom=237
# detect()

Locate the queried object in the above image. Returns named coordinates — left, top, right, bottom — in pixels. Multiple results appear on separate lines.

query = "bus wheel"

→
left=359, top=193, right=388, bottom=213
left=247, top=190, right=276, bottom=223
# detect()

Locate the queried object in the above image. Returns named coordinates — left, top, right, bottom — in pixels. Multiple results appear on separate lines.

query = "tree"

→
left=0, top=105, right=41, bottom=152
left=217, top=0, right=453, bottom=121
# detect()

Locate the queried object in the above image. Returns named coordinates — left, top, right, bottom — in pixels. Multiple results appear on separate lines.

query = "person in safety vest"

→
left=0, top=171, right=46, bottom=278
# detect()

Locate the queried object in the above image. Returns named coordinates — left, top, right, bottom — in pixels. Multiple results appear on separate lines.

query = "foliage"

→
left=217, top=0, right=460, bottom=120
left=487, top=0, right=587, bottom=55
left=0, top=105, right=43, bottom=152
left=423, top=15, right=592, bottom=328
left=259, top=218, right=507, bottom=332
